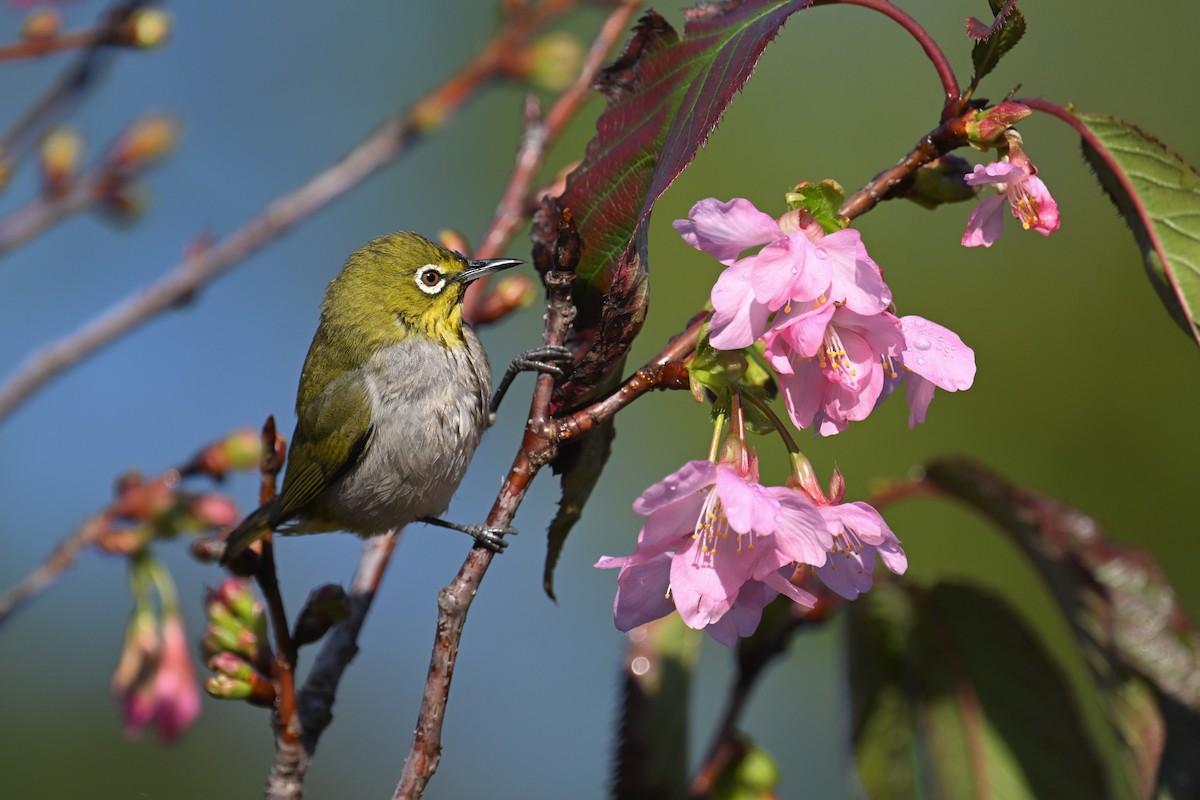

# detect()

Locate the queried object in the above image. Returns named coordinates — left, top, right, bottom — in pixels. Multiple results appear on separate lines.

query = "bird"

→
left=219, top=231, right=568, bottom=565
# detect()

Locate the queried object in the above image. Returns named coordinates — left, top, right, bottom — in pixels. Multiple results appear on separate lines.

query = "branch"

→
left=297, top=532, right=400, bottom=754
left=0, top=0, right=576, bottom=426
left=393, top=212, right=579, bottom=800
left=1, top=2, right=154, bottom=164
left=838, top=108, right=972, bottom=221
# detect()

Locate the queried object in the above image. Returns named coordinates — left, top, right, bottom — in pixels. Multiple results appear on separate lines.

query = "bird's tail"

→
left=219, top=499, right=279, bottom=565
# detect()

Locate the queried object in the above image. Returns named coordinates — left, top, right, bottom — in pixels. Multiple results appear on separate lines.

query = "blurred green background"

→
left=0, top=1, right=1197, bottom=798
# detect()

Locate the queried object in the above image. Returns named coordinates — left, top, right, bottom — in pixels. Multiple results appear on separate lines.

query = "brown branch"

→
left=297, top=531, right=400, bottom=753
left=838, top=110, right=972, bottom=221
left=243, top=417, right=306, bottom=800
left=0, top=0, right=577, bottom=426
left=0, top=30, right=101, bottom=62
left=393, top=212, right=579, bottom=800
left=688, top=582, right=841, bottom=798
left=0, top=516, right=106, bottom=626
left=0, top=2, right=152, bottom=164
left=474, top=0, right=643, bottom=261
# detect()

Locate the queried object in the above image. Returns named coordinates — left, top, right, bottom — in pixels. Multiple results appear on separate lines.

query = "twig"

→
left=1, top=2, right=152, bottom=165
left=0, top=517, right=106, bottom=626
left=687, top=582, right=840, bottom=797
left=0, top=171, right=113, bottom=254
left=474, top=0, right=643, bottom=261
left=0, top=0, right=576, bottom=426
left=297, top=532, right=400, bottom=754
left=245, top=417, right=305, bottom=800
left=393, top=212, right=579, bottom=800
left=838, top=108, right=972, bottom=222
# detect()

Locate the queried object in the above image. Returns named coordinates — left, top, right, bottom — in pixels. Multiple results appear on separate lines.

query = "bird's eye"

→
left=414, top=265, right=446, bottom=294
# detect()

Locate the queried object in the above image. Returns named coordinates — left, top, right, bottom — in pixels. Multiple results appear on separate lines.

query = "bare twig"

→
left=393, top=212, right=579, bottom=800
left=0, top=517, right=106, bottom=626
left=0, top=0, right=576, bottom=426
left=838, top=110, right=971, bottom=222
left=297, top=532, right=400, bottom=753
left=1, top=2, right=152, bottom=165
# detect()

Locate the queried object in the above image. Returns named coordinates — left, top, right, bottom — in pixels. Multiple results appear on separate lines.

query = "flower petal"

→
left=674, top=198, right=783, bottom=265
left=964, top=161, right=1024, bottom=187
left=716, top=467, right=780, bottom=535
left=765, top=489, right=831, bottom=566
left=962, top=194, right=1007, bottom=247
left=899, top=315, right=976, bottom=393
left=633, top=460, right=716, bottom=516
left=612, top=556, right=675, bottom=632
left=761, top=568, right=818, bottom=608
left=807, top=229, right=893, bottom=315
left=709, top=262, right=771, bottom=349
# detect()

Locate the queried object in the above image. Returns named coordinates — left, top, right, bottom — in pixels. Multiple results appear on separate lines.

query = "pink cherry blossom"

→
left=113, top=611, right=201, bottom=743
left=763, top=302, right=905, bottom=436
left=674, top=198, right=891, bottom=349
left=595, top=459, right=832, bottom=644
left=888, top=315, right=977, bottom=427
left=962, top=158, right=1060, bottom=247
left=811, top=501, right=907, bottom=600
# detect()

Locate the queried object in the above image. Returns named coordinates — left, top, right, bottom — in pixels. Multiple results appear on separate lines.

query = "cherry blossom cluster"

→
left=597, top=153, right=1060, bottom=644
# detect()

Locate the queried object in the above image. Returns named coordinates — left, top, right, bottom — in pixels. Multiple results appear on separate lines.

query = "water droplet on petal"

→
left=916, top=357, right=925, bottom=366
left=814, top=247, right=828, bottom=260
left=912, top=336, right=932, bottom=351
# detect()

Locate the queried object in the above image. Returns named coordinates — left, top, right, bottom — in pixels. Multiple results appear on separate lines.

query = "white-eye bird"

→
left=220, top=231, right=567, bottom=564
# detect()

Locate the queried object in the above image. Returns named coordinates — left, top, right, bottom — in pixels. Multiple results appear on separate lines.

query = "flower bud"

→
left=39, top=127, right=83, bottom=194
left=965, top=101, right=1031, bottom=148
left=437, top=229, right=472, bottom=257
left=292, top=583, right=351, bottom=647
left=527, top=33, right=583, bottom=92
left=118, top=8, right=171, bottom=50
left=21, top=9, right=61, bottom=41
left=106, top=114, right=181, bottom=171
left=183, top=429, right=263, bottom=479
left=906, top=154, right=977, bottom=209
left=203, top=578, right=268, bottom=663
left=96, top=179, right=148, bottom=227
left=189, top=494, right=239, bottom=528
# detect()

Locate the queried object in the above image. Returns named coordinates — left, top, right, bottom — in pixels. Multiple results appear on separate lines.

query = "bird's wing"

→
left=273, top=369, right=374, bottom=524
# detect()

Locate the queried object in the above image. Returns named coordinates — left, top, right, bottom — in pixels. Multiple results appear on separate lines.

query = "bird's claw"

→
left=464, top=524, right=516, bottom=553
left=513, top=344, right=572, bottom=378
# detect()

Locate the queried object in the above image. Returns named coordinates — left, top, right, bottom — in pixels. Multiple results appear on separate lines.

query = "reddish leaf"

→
left=534, top=0, right=814, bottom=410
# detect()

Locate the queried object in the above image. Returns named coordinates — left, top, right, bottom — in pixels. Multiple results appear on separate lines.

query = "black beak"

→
left=456, top=257, right=523, bottom=285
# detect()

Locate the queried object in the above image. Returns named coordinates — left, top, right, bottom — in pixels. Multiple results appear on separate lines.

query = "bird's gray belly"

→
left=325, top=333, right=491, bottom=534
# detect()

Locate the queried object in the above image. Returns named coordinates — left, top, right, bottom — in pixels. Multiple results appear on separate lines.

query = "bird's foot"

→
left=489, top=344, right=573, bottom=417
left=511, top=344, right=573, bottom=376
left=419, top=516, right=516, bottom=553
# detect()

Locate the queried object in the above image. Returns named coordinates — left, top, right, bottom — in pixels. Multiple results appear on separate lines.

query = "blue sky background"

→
left=1, top=2, right=1198, bottom=798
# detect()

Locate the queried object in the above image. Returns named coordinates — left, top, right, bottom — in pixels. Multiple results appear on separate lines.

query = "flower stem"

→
left=739, top=390, right=801, bottom=456
left=708, top=411, right=726, bottom=463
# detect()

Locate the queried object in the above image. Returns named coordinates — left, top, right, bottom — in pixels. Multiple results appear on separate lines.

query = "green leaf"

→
left=923, top=457, right=1200, bottom=798
left=1075, top=112, right=1200, bottom=347
left=784, top=179, right=847, bottom=233
left=848, top=581, right=1115, bottom=799
left=968, top=0, right=1026, bottom=86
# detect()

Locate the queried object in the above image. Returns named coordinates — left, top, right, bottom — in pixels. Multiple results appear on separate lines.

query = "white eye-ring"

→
left=414, top=264, right=447, bottom=295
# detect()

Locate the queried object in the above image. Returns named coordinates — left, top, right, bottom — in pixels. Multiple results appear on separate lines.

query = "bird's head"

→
left=321, top=231, right=522, bottom=354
